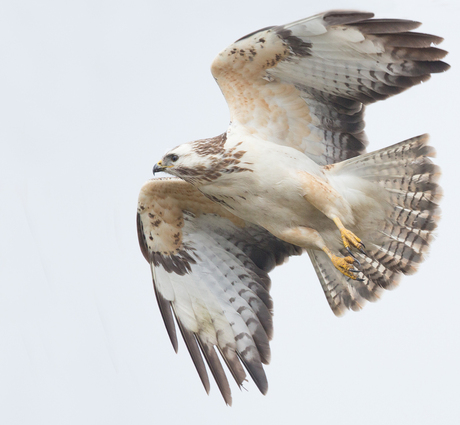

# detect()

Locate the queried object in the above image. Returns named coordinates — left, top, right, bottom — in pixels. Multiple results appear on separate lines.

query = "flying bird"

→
left=137, top=11, right=449, bottom=404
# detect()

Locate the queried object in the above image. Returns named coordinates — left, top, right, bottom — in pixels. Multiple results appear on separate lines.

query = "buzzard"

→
left=137, top=11, right=448, bottom=404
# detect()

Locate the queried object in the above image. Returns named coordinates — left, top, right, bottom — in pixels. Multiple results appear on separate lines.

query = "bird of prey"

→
left=137, top=11, right=449, bottom=404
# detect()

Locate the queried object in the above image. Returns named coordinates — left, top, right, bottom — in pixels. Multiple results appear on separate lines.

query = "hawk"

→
left=137, top=11, right=449, bottom=404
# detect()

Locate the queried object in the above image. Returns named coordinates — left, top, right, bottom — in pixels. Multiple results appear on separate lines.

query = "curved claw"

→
left=340, top=228, right=367, bottom=257
left=346, top=247, right=361, bottom=265
left=333, top=217, right=367, bottom=257
left=330, top=255, right=362, bottom=280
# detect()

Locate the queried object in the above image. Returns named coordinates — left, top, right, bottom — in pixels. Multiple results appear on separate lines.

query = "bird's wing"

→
left=137, top=178, right=302, bottom=404
left=211, top=10, right=449, bottom=165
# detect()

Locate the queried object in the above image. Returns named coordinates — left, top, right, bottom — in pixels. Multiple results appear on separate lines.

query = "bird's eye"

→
left=170, top=154, right=179, bottom=162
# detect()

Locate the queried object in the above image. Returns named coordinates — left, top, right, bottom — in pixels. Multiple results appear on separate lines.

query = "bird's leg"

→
left=294, top=171, right=365, bottom=277
left=332, top=216, right=366, bottom=255
left=273, top=226, right=362, bottom=281
left=297, top=171, right=365, bottom=257
left=321, top=246, right=363, bottom=281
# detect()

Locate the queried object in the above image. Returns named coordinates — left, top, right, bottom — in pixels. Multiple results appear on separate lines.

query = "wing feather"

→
left=211, top=10, right=449, bottom=165
left=152, top=281, right=178, bottom=352
left=190, top=233, right=273, bottom=362
left=137, top=178, right=301, bottom=402
left=196, top=339, right=232, bottom=405
left=173, top=311, right=211, bottom=395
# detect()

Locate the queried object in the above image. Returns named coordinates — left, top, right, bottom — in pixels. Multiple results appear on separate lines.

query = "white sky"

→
left=1, top=0, right=459, bottom=424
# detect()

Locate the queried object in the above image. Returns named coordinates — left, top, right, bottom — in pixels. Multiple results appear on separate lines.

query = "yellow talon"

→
left=322, top=246, right=363, bottom=280
left=340, top=228, right=364, bottom=251
left=330, top=254, right=361, bottom=280
left=332, top=217, right=365, bottom=252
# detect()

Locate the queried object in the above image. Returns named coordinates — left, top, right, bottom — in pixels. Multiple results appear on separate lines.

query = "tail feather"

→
left=308, top=249, right=384, bottom=316
left=313, top=134, right=441, bottom=313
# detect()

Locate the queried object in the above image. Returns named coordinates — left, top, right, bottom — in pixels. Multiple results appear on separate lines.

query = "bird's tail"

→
left=311, top=134, right=441, bottom=316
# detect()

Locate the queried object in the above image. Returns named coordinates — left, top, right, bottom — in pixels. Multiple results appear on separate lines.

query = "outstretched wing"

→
left=137, top=178, right=302, bottom=404
left=212, top=10, right=449, bottom=165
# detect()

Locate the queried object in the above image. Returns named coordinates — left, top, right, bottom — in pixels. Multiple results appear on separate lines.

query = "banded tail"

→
left=311, top=135, right=441, bottom=315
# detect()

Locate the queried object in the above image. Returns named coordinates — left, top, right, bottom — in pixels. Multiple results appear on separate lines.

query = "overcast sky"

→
left=1, top=0, right=459, bottom=424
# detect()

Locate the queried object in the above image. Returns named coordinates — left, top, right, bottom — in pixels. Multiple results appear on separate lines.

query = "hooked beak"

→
left=153, top=161, right=166, bottom=176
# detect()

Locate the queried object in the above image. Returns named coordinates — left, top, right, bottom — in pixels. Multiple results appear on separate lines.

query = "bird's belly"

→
left=199, top=173, right=326, bottom=232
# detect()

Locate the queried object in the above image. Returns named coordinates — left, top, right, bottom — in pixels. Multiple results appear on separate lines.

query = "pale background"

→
left=1, top=0, right=458, bottom=424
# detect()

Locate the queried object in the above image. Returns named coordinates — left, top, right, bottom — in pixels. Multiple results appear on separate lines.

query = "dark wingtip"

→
left=197, top=339, right=233, bottom=405
left=153, top=286, right=179, bottom=353
left=435, top=61, right=451, bottom=73
left=237, top=352, right=269, bottom=395
left=350, top=18, right=422, bottom=34
left=175, top=319, right=211, bottom=394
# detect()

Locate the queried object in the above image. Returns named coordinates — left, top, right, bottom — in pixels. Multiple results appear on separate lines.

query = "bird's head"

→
left=153, top=142, right=215, bottom=183
left=153, top=134, right=231, bottom=185
left=154, top=143, right=191, bottom=175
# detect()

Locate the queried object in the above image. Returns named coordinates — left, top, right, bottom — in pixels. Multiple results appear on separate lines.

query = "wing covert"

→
left=137, top=178, right=301, bottom=404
